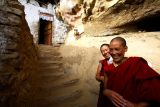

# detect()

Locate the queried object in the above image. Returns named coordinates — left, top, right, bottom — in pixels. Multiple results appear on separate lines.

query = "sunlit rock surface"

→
left=56, top=0, right=160, bottom=36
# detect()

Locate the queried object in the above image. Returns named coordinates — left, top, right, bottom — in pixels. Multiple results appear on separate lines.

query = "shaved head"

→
left=109, top=37, right=128, bottom=63
left=110, top=37, right=127, bottom=47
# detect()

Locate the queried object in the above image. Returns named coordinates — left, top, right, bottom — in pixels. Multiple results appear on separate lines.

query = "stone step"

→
left=58, top=104, right=87, bottom=107
left=38, top=44, right=56, bottom=47
left=39, top=51, right=61, bottom=56
left=39, top=54, right=62, bottom=58
left=51, top=89, right=82, bottom=104
left=39, top=56, right=63, bottom=61
left=38, top=46, right=59, bottom=49
left=37, top=75, right=64, bottom=83
left=39, top=64, right=60, bottom=68
left=68, top=104, right=87, bottom=107
left=34, top=78, right=80, bottom=91
left=57, top=100, right=88, bottom=107
left=32, top=83, right=81, bottom=98
left=39, top=60, right=63, bottom=63
left=33, top=89, right=83, bottom=104
left=38, top=70, right=64, bottom=77
left=32, top=72, right=66, bottom=84
left=39, top=60, right=63, bottom=66
left=39, top=71, right=64, bottom=78
left=38, top=49, right=60, bottom=52
left=32, top=72, right=79, bottom=87
left=30, top=45, right=85, bottom=107
left=30, top=78, right=81, bottom=95
left=38, top=66, right=62, bottom=72
left=31, top=89, right=82, bottom=107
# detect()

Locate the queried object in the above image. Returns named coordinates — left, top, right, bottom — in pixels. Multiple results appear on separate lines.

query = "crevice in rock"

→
left=135, top=13, right=160, bottom=31
left=83, top=0, right=96, bottom=22
left=117, top=13, right=160, bottom=32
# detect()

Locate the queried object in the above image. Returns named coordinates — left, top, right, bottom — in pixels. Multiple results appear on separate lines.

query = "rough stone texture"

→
left=0, top=0, right=38, bottom=106
left=56, top=0, right=160, bottom=36
left=86, top=0, right=160, bottom=35
left=56, top=0, right=84, bottom=30
left=26, top=45, right=85, bottom=107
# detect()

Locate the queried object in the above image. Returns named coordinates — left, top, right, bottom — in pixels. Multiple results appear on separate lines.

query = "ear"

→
left=124, top=46, right=128, bottom=52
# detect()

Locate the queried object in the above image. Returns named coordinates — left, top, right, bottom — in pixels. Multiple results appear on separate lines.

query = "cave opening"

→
left=119, top=14, right=160, bottom=33
left=135, top=14, right=160, bottom=32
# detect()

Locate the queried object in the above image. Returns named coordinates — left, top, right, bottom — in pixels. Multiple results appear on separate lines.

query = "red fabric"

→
left=99, top=59, right=109, bottom=76
left=97, top=82, right=109, bottom=107
left=97, top=59, right=110, bottom=107
left=104, top=57, right=160, bottom=106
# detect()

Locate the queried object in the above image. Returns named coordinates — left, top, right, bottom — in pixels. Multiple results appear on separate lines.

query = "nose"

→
left=110, top=49, right=116, bottom=55
left=104, top=50, right=109, bottom=55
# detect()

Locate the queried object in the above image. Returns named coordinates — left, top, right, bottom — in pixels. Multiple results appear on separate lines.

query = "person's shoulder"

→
left=128, top=56, right=140, bottom=60
left=99, top=59, right=105, bottom=63
left=127, top=57, right=153, bottom=67
left=128, top=56, right=148, bottom=64
left=128, top=56, right=145, bottom=60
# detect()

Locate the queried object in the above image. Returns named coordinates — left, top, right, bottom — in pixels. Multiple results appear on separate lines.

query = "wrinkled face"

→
left=109, top=40, right=127, bottom=63
left=100, top=45, right=110, bottom=59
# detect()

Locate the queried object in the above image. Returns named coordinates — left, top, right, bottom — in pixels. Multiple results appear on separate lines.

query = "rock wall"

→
left=56, top=0, right=160, bottom=36
left=0, top=0, right=38, bottom=106
left=84, top=0, right=160, bottom=36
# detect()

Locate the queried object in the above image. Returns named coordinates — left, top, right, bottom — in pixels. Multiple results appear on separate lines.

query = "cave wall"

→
left=0, top=0, right=38, bottom=106
left=56, top=0, right=160, bottom=36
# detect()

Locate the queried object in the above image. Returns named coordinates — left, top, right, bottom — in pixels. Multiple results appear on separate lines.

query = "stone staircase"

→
left=28, top=45, right=86, bottom=107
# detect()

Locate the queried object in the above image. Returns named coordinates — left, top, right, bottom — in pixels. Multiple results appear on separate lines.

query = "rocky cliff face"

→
left=0, top=0, right=38, bottom=106
left=56, top=0, right=160, bottom=36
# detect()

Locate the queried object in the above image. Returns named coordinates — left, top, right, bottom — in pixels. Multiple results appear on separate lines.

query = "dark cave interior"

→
left=135, top=14, right=160, bottom=31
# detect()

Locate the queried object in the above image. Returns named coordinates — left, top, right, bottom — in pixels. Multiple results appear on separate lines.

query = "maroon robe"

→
left=97, top=59, right=109, bottom=107
left=104, top=57, right=160, bottom=107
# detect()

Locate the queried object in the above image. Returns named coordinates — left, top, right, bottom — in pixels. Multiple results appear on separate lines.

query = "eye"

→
left=110, top=48, right=113, bottom=51
left=115, top=48, right=119, bottom=51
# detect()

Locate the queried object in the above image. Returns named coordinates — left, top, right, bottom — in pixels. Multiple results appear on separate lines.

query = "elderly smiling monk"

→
left=103, top=37, right=160, bottom=107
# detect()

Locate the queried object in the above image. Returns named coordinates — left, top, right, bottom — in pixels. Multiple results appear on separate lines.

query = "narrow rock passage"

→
left=28, top=45, right=85, bottom=107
